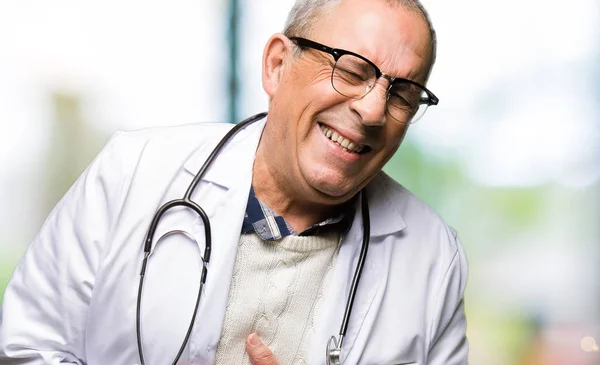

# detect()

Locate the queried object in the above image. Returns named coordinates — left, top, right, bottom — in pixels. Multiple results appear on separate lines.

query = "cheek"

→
left=308, top=67, right=334, bottom=84
left=374, top=124, right=408, bottom=164
left=300, top=66, right=339, bottom=102
left=279, top=67, right=337, bottom=116
left=387, top=123, right=409, bottom=147
left=313, top=71, right=338, bottom=97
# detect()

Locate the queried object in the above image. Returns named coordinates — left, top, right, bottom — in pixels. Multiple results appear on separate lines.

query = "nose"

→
left=349, top=81, right=388, bottom=126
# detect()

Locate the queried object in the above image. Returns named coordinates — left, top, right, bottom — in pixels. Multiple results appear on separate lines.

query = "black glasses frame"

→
left=289, top=36, right=439, bottom=107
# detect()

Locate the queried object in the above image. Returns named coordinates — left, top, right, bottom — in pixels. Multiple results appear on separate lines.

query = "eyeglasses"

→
left=290, top=37, right=438, bottom=124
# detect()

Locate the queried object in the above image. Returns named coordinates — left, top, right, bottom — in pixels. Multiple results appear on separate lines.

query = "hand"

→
left=246, top=333, right=279, bottom=365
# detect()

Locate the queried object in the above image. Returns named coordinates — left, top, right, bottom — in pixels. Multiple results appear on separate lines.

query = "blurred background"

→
left=0, top=0, right=598, bottom=363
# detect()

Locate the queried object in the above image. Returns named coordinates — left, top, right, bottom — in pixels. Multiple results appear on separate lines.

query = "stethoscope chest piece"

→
left=327, top=335, right=342, bottom=365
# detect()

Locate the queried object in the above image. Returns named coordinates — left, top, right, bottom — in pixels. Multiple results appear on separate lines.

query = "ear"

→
left=262, top=34, right=290, bottom=98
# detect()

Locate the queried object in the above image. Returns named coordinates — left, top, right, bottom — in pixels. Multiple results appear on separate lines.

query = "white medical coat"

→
left=0, top=116, right=468, bottom=365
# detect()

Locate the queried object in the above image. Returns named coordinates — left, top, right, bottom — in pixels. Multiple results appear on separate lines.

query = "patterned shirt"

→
left=241, top=186, right=355, bottom=241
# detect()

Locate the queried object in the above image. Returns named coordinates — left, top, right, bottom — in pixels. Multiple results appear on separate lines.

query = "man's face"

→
left=263, top=0, right=432, bottom=204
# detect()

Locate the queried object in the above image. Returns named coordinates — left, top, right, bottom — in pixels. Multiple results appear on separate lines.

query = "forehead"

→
left=309, top=0, right=432, bottom=82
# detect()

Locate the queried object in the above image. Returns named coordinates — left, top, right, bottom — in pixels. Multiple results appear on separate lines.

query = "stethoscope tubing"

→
left=135, top=112, right=370, bottom=365
left=136, top=112, right=267, bottom=365
left=341, top=192, right=370, bottom=342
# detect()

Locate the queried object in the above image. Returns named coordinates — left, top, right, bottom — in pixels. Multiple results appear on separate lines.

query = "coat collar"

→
left=364, top=172, right=408, bottom=237
left=182, top=115, right=268, bottom=189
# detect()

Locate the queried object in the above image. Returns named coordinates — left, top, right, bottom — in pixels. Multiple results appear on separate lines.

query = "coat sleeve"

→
left=0, top=132, right=129, bottom=364
left=426, top=229, right=469, bottom=365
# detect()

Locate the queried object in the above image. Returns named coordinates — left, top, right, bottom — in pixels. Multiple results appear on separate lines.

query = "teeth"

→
left=319, top=124, right=364, bottom=154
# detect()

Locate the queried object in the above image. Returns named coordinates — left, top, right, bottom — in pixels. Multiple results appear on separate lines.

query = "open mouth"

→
left=318, top=123, right=371, bottom=154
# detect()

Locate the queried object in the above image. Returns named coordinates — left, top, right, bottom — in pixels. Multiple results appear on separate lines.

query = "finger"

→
left=246, top=333, right=278, bottom=365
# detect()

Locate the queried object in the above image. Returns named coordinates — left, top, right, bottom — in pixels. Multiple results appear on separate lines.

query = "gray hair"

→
left=283, top=0, right=437, bottom=76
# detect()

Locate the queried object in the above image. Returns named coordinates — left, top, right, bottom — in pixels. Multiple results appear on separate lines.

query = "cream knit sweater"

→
left=214, top=231, right=341, bottom=365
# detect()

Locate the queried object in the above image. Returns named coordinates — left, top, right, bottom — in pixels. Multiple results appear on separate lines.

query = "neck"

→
left=252, top=146, right=337, bottom=234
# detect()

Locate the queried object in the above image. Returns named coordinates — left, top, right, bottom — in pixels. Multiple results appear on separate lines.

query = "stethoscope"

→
left=135, top=112, right=370, bottom=365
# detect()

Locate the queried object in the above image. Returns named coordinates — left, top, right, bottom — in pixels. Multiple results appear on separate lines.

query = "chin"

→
left=299, top=159, right=364, bottom=201
left=307, top=176, right=357, bottom=201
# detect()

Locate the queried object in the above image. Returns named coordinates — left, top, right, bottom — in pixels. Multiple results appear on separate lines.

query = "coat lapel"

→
left=180, top=117, right=267, bottom=363
left=308, top=173, right=407, bottom=364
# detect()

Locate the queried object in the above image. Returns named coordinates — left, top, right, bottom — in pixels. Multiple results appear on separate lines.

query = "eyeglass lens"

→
left=332, top=54, right=429, bottom=124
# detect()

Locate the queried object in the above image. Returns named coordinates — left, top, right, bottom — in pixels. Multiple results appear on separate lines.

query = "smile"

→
left=318, top=123, right=370, bottom=154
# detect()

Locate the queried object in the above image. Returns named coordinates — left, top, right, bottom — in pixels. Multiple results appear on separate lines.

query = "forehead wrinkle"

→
left=380, top=45, right=430, bottom=82
left=364, top=14, right=430, bottom=77
left=312, top=1, right=431, bottom=83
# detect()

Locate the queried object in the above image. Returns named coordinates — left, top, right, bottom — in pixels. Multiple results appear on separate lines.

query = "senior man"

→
left=0, top=0, right=467, bottom=364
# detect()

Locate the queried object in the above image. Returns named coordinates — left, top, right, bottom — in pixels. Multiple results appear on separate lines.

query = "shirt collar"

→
left=241, top=186, right=355, bottom=241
